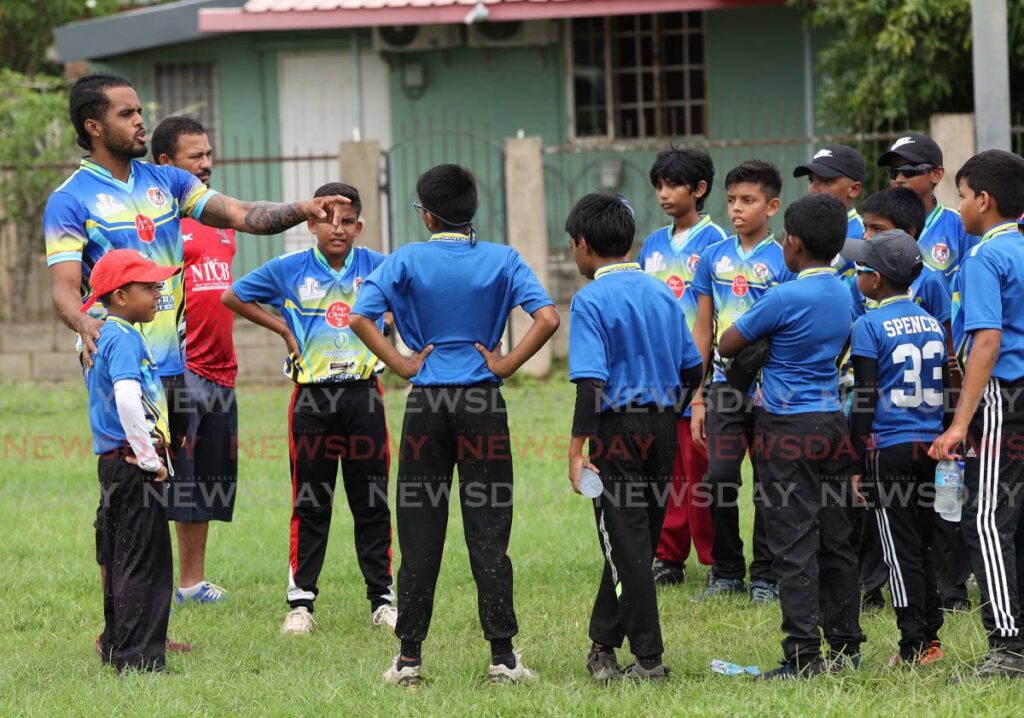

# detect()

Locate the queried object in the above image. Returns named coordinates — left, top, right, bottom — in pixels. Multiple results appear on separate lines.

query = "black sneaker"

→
left=586, top=647, right=623, bottom=682
left=861, top=588, right=885, bottom=610
left=653, top=559, right=685, bottom=586
left=749, top=580, right=779, bottom=604
left=971, top=649, right=1024, bottom=680
left=826, top=649, right=862, bottom=673
left=622, top=661, right=670, bottom=682
left=940, top=597, right=972, bottom=613
left=692, top=577, right=746, bottom=602
left=759, top=657, right=828, bottom=681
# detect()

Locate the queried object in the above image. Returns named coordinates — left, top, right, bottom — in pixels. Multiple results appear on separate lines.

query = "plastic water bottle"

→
left=579, top=467, right=603, bottom=499
left=934, top=459, right=965, bottom=522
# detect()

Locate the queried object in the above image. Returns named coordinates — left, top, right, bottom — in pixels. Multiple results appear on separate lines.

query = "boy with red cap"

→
left=85, top=249, right=180, bottom=674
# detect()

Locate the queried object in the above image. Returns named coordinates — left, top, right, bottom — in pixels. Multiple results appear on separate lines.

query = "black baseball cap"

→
left=876, top=132, right=943, bottom=167
left=840, top=230, right=924, bottom=285
left=794, top=144, right=866, bottom=183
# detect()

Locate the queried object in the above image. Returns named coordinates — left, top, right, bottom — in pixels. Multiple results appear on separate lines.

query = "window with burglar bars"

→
left=571, top=12, right=707, bottom=141
left=154, top=63, right=219, bottom=146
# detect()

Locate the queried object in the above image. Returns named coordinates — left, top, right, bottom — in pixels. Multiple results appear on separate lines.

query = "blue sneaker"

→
left=759, top=657, right=827, bottom=681
left=749, top=580, right=779, bottom=604
left=691, top=577, right=745, bottom=602
left=175, top=581, right=227, bottom=604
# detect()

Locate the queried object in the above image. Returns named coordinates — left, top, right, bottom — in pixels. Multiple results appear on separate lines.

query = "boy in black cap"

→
left=844, top=230, right=949, bottom=669
left=877, top=133, right=979, bottom=283
left=794, top=144, right=867, bottom=243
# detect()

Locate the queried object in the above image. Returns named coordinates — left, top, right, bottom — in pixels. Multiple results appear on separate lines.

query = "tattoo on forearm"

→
left=244, top=201, right=304, bottom=235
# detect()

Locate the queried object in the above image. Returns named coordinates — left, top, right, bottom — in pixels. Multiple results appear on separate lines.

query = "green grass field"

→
left=0, top=378, right=1015, bottom=716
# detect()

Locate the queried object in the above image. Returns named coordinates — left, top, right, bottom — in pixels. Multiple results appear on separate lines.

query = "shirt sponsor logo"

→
left=156, top=294, right=175, bottom=312
left=687, top=253, right=700, bottom=274
left=354, top=277, right=364, bottom=294
left=732, top=275, right=749, bottom=297
left=216, top=229, right=233, bottom=246
left=716, top=256, right=734, bottom=274
left=147, top=187, right=167, bottom=208
left=753, top=262, right=770, bottom=280
left=666, top=274, right=685, bottom=299
left=931, top=242, right=950, bottom=264
left=135, top=214, right=156, bottom=242
left=329, top=360, right=357, bottom=372
left=325, top=301, right=351, bottom=329
left=95, top=193, right=127, bottom=217
left=189, top=257, right=232, bottom=288
left=334, top=333, right=349, bottom=349
left=644, top=252, right=666, bottom=273
left=298, top=278, right=325, bottom=301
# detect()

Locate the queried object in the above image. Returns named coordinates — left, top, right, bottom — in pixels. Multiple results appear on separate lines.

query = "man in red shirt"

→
left=153, top=117, right=237, bottom=603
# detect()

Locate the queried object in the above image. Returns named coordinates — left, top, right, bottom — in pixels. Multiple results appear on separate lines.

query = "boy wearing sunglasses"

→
left=877, top=133, right=979, bottom=283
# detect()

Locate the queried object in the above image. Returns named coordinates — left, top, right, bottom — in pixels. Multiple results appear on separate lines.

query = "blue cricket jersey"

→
left=853, top=264, right=951, bottom=323
left=569, top=262, right=703, bottom=410
left=232, top=246, right=386, bottom=384
left=690, top=234, right=796, bottom=383
left=918, top=201, right=980, bottom=283
left=833, top=209, right=864, bottom=288
left=43, top=158, right=216, bottom=376
left=734, top=266, right=854, bottom=414
left=86, top=316, right=170, bottom=455
left=352, top=233, right=553, bottom=386
left=850, top=296, right=945, bottom=448
left=952, top=221, right=1024, bottom=381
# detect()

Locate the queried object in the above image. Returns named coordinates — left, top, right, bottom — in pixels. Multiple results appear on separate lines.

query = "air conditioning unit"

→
left=467, top=20, right=561, bottom=49
left=373, top=25, right=462, bottom=53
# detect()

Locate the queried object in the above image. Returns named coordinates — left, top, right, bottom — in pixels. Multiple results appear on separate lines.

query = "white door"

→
left=277, top=50, right=391, bottom=251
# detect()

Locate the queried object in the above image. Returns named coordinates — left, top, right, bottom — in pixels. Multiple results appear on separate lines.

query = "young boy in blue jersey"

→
left=794, top=144, right=866, bottom=287
left=349, top=164, right=559, bottom=687
left=567, top=193, right=704, bottom=682
left=84, top=249, right=180, bottom=673
left=719, top=193, right=865, bottom=679
left=845, top=230, right=949, bottom=668
left=930, top=150, right=1024, bottom=679
left=877, top=133, right=979, bottom=283
left=637, top=149, right=726, bottom=586
left=690, top=160, right=794, bottom=603
left=223, top=183, right=397, bottom=636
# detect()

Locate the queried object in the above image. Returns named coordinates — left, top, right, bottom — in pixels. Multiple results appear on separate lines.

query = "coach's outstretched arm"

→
left=49, top=263, right=104, bottom=367
left=198, top=193, right=351, bottom=235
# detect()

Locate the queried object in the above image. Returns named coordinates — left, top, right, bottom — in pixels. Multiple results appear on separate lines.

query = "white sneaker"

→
left=488, top=651, right=538, bottom=684
left=281, top=607, right=316, bottom=635
left=371, top=604, right=398, bottom=629
left=383, top=656, right=422, bottom=687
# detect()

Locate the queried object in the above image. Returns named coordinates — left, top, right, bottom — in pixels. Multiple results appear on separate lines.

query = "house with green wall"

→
left=55, top=0, right=824, bottom=281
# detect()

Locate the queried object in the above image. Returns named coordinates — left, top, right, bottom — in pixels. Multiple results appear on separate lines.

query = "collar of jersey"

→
left=921, top=200, right=943, bottom=239
left=797, top=266, right=837, bottom=280
left=733, top=233, right=774, bottom=260
left=847, top=208, right=861, bottom=222
left=81, top=157, right=136, bottom=192
left=429, top=231, right=473, bottom=243
left=313, top=245, right=354, bottom=278
left=595, top=262, right=641, bottom=279
left=981, top=221, right=1019, bottom=242
left=877, top=294, right=911, bottom=308
left=106, top=315, right=140, bottom=334
left=668, top=215, right=712, bottom=253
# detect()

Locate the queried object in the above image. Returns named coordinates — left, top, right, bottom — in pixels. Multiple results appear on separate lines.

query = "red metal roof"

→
left=199, top=0, right=779, bottom=32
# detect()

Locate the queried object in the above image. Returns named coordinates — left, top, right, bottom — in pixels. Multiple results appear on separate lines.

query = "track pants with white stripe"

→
left=963, top=378, right=1024, bottom=651
left=287, top=382, right=393, bottom=613
left=589, top=408, right=677, bottom=658
left=866, top=443, right=943, bottom=658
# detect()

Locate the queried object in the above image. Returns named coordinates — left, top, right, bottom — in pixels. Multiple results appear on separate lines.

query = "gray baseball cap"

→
left=840, top=230, right=924, bottom=285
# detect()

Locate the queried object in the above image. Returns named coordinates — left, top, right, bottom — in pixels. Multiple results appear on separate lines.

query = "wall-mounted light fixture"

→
left=401, top=60, right=427, bottom=99
left=597, top=158, right=623, bottom=191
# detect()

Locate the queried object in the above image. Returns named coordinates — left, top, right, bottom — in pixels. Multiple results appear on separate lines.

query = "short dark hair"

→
left=565, top=193, right=635, bottom=258
left=649, top=148, right=715, bottom=211
left=725, top=160, right=782, bottom=201
left=955, top=149, right=1024, bottom=219
left=784, top=193, right=847, bottom=262
left=416, top=164, right=477, bottom=227
left=151, top=116, right=207, bottom=162
left=69, top=73, right=133, bottom=151
left=314, top=182, right=362, bottom=215
left=861, top=187, right=927, bottom=238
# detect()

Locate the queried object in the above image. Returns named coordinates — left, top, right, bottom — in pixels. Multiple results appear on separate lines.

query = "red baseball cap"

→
left=80, top=249, right=181, bottom=313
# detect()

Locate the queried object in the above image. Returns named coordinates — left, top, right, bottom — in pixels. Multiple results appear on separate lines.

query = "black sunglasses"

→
left=888, top=163, right=933, bottom=180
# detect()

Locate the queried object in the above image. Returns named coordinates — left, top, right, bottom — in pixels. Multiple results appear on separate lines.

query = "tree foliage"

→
left=0, top=0, right=121, bottom=76
left=0, top=70, right=77, bottom=316
left=795, top=0, right=1024, bottom=129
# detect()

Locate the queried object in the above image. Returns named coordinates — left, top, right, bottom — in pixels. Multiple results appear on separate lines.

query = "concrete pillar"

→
left=929, top=113, right=976, bottom=209
left=340, top=140, right=383, bottom=253
left=971, top=0, right=1012, bottom=151
left=504, top=136, right=553, bottom=378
